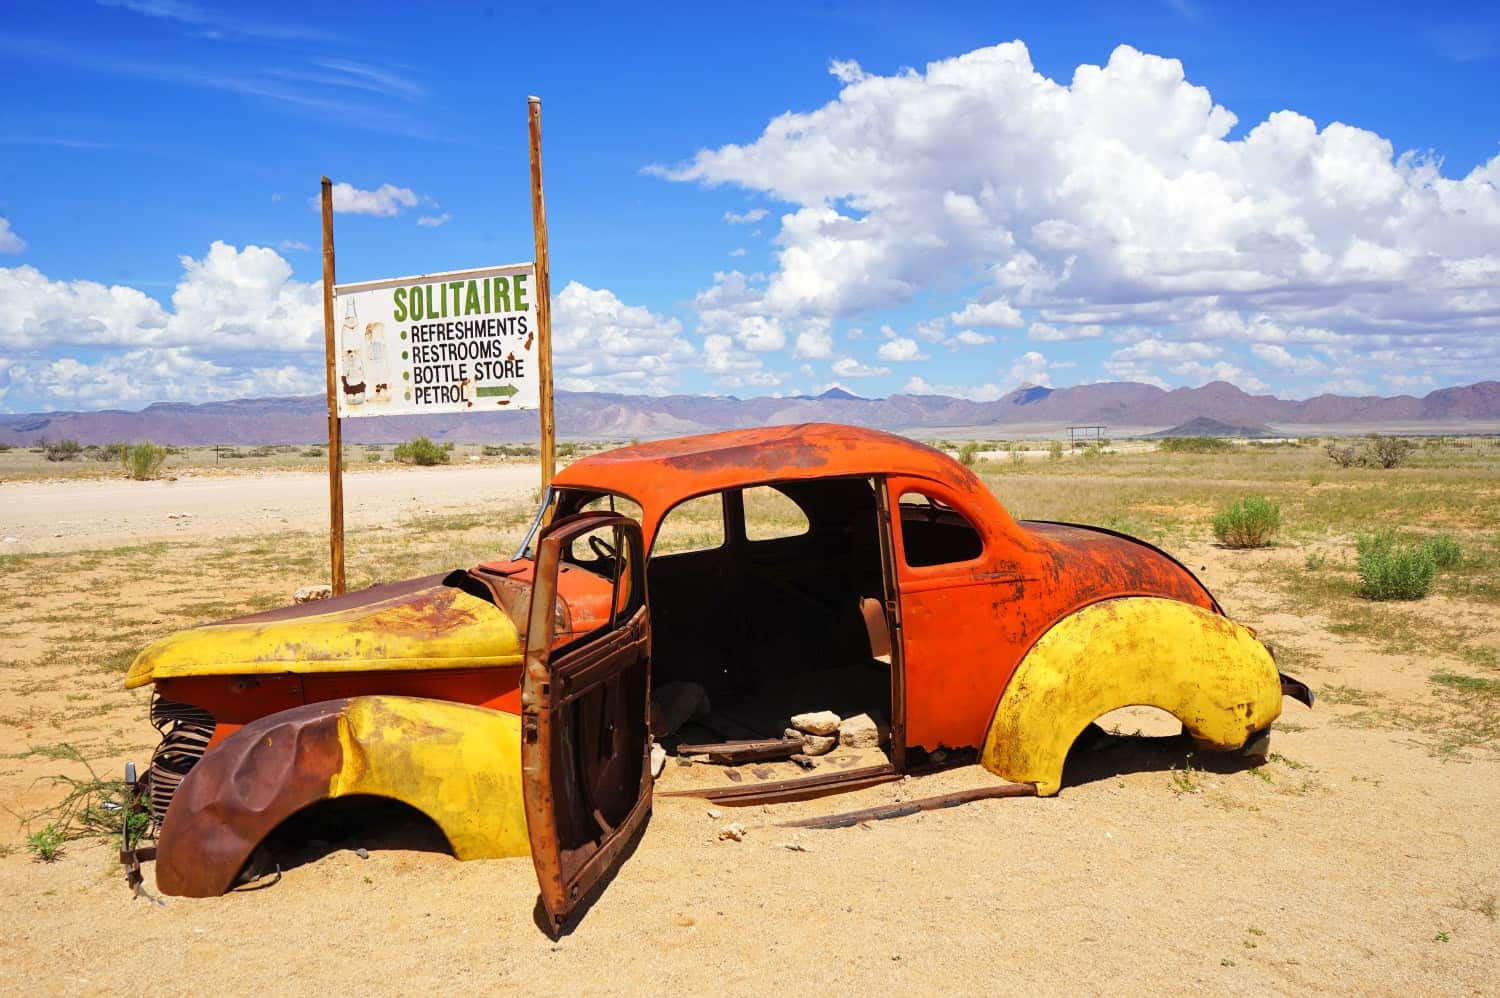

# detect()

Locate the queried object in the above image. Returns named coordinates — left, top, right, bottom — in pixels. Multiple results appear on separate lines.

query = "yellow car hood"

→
left=125, top=573, right=523, bottom=690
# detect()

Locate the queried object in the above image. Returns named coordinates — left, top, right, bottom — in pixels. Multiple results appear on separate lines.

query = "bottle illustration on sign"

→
left=340, top=298, right=366, bottom=406
left=364, top=322, right=391, bottom=403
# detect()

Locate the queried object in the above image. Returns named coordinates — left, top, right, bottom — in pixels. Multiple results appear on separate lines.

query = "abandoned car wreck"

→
left=122, top=423, right=1310, bottom=927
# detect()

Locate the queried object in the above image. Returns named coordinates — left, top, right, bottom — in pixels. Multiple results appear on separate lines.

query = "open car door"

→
left=521, top=510, right=652, bottom=933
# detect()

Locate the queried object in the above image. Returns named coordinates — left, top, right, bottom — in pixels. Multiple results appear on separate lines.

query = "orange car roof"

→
left=552, top=422, right=987, bottom=517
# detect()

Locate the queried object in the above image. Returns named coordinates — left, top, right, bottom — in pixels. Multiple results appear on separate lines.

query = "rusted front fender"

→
left=156, top=695, right=529, bottom=897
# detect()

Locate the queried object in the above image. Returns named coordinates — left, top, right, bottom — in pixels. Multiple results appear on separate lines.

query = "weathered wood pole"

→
left=528, top=97, right=556, bottom=491
left=320, top=176, right=347, bottom=594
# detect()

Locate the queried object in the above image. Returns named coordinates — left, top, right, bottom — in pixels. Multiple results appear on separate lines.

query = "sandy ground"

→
left=0, top=464, right=543, bottom=554
left=1, top=469, right=1497, bottom=995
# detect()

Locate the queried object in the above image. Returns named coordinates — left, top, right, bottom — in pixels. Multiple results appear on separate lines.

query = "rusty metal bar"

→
left=779, top=782, right=1037, bottom=830
left=677, top=738, right=804, bottom=764
left=659, top=764, right=899, bottom=805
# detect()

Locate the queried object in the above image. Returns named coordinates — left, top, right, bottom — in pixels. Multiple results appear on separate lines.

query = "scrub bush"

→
left=1158, top=436, right=1233, bottom=454
left=1364, top=434, right=1414, bottom=469
left=957, top=442, right=980, bottom=467
left=1421, top=534, right=1463, bottom=569
left=1047, top=440, right=1063, bottom=461
left=26, top=824, right=64, bottom=863
left=121, top=442, right=168, bottom=481
left=1356, top=530, right=1436, bottom=601
left=44, top=439, right=82, bottom=461
left=393, top=436, right=449, bottom=466
left=1211, top=496, right=1281, bottom=548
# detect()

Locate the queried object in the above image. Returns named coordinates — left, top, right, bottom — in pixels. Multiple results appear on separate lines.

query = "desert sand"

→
left=1, top=461, right=1495, bottom=996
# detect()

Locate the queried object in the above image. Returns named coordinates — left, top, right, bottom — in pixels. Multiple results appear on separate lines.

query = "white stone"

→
left=650, top=742, right=666, bottom=778
left=718, top=822, right=746, bottom=842
left=801, top=733, right=837, bottom=756
left=294, top=584, right=333, bottom=603
left=839, top=713, right=882, bottom=749
left=790, top=710, right=841, bottom=735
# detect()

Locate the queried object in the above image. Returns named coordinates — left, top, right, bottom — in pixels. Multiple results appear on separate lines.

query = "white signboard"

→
left=332, top=263, right=538, bottom=417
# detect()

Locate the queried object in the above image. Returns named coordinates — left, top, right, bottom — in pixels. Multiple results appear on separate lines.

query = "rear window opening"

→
left=898, top=491, right=983, bottom=567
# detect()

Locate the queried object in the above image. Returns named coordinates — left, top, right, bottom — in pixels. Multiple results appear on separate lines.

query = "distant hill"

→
left=1, top=379, right=1497, bottom=446
left=1147, top=417, right=1275, bottom=439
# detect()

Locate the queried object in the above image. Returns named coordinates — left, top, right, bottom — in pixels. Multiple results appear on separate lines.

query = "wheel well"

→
left=239, top=795, right=453, bottom=883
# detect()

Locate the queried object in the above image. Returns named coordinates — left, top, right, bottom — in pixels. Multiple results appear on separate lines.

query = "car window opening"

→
left=897, top=491, right=984, bottom=567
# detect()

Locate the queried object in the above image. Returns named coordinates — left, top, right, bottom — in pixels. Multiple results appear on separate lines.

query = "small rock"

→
left=355, top=847, right=369, bottom=860
left=839, top=713, right=881, bottom=749
left=790, top=710, right=841, bottom=736
left=718, top=823, right=746, bottom=842
left=2, top=537, right=17, bottom=544
left=650, top=742, right=666, bottom=778
left=930, top=748, right=949, bottom=765
left=801, top=733, right=837, bottom=756
left=790, top=754, right=818, bottom=770
left=776, top=842, right=809, bottom=852
left=294, top=584, right=334, bottom=603
left=706, top=808, right=722, bottom=820
left=725, top=769, right=743, bottom=782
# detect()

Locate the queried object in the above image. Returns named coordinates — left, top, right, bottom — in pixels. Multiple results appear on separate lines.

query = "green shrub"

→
left=1158, top=436, right=1233, bottom=454
left=1421, top=535, right=1463, bottom=569
left=1212, top=496, right=1281, bottom=548
left=26, top=823, right=64, bottom=863
left=1364, top=434, right=1413, bottom=469
left=1047, top=440, right=1063, bottom=462
left=299, top=446, right=325, bottom=458
left=365, top=451, right=382, bottom=463
left=0, top=443, right=11, bottom=452
left=44, top=439, right=83, bottom=462
left=1082, top=443, right=1103, bottom=461
left=1326, top=442, right=1360, bottom=468
left=957, top=442, right=980, bottom=467
left=1356, top=530, right=1436, bottom=600
left=120, top=442, right=168, bottom=481
left=93, top=442, right=126, bottom=463
left=393, top=436, right=449, bottom=466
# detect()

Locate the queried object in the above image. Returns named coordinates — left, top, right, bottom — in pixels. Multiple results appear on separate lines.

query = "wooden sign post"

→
left=319, top=176, right=347, bottom=595
left=317, top=98, right=556, bottom=592
left=528, top=96, right=556, bottom=491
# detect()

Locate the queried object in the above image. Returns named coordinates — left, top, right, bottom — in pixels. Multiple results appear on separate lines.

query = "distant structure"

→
left=1066, top=425, right=1107, bottom=448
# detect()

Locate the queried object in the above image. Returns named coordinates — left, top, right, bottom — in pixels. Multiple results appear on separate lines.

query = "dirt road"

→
left=0, top=464, right=542, bottom=554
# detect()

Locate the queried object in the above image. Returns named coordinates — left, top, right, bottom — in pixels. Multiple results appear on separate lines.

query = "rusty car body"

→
left=125, top=423, right=1308, bottom=927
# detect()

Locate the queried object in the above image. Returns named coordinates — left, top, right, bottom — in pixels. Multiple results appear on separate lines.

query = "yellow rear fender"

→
left=979, top=597, right=1282, bottom=796
left=155, top=695, right=529, bottom=897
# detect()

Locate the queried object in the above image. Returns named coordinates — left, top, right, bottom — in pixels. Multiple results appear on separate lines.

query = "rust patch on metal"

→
left=155, top=700, right=350, bottom=897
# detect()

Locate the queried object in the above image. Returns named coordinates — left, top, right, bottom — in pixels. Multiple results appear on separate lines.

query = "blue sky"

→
left=1, top=0, right=1497, bottom=411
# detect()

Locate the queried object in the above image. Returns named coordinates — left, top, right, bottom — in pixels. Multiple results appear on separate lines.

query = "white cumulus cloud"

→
left=876, top=336, right=929, bottom=362
left=724, top=208, right=768, bottom=225
left=831, top=356, right=890, bottom=378
left=0, top=217, right=25, bottom=254
left=317, top=182, right=423, bottom=217
left=550, top=281, right=693, bottom=393
left=656, top=41, right=1500, bottom=391
left=951, top=300, right=1024, bottom=328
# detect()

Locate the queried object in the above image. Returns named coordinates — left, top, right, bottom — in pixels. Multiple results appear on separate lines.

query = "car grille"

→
left=146, top=695, right=215, bottom=827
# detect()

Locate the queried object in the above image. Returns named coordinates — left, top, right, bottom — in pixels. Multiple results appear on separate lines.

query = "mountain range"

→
left=2, top=380, right=1497, bottom=446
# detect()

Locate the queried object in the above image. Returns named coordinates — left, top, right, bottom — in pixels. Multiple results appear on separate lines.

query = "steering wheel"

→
left=588, top=533, right=618, bottom=562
